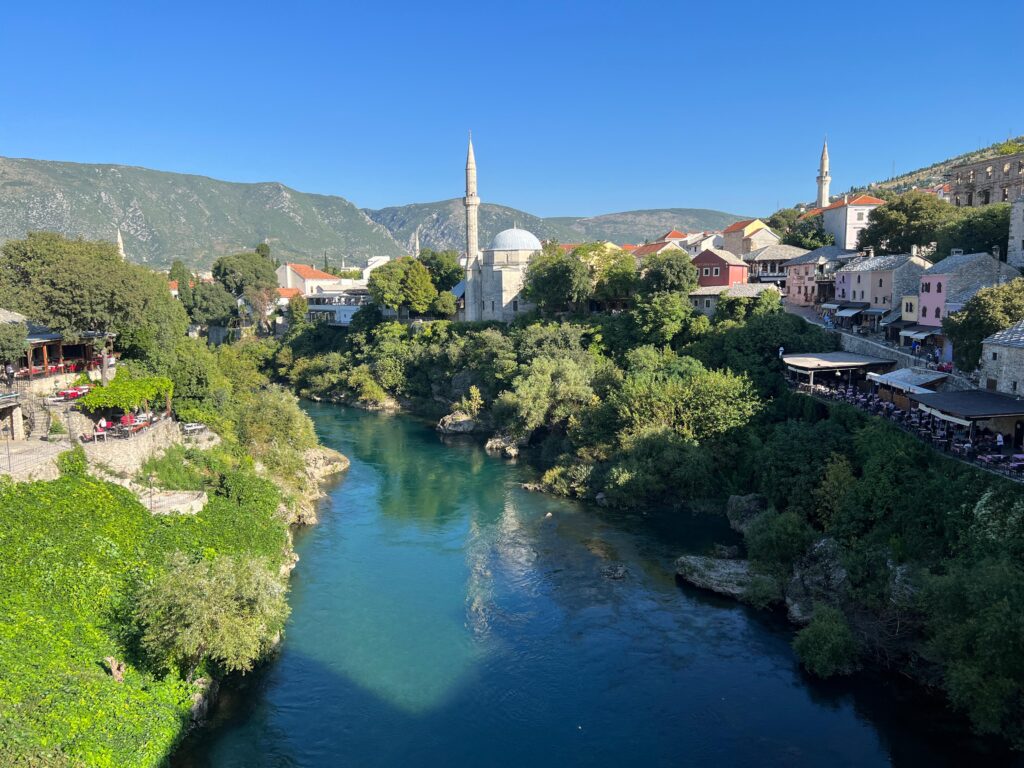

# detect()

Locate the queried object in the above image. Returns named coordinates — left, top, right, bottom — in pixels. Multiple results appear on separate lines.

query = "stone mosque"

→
left=462, top=134, right=542, bottom=322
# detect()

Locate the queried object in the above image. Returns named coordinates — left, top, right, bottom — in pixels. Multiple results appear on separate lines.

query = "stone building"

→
left=744, top=243, right=808, bottom=288
left=979, top=320, right=1024, bottom=396
left=461, top=135, right=540, bottom=322
left=721, top=219, right=779, bottom=256
left=949, top=151, right=1024, bottom=207
left=689, top=283, right=779, bottom=318
left=1009, top=194, right=1024, bottom=269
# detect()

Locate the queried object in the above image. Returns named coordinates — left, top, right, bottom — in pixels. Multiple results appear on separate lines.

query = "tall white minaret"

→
left=116, top=228, right=126, bottom=259
left=816, top=138, right=831, bottom=208
left=464, top=132, right=481, bottom=321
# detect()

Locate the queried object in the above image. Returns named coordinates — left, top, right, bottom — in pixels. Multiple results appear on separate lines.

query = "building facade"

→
left=721, top=219, right=780, bottom=256
left=783, top=246, right=858, bottom=307
left=1009, top=195, right=1024, bottom=269
left=689, top=283, right=779, bottom=317
left=693, top=248, right=748, bottom=288
left=949, top=151, right=1024, bottom=208
left=744, top=243, right=808, bottom=288
left=979, top=320, right=1024, bottom=395
left=821, top=194, right=884, bottom=249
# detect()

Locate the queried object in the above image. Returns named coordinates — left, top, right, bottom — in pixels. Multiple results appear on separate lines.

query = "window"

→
left=937, top=282, right=942, bottom=293
left=713, top=267, right=720, bottom=276
left=905, top=302, right=912, bottom=312
left=921, top=306, right=928, bottom=318
left=981, top=190, right=991, bottom=205
left=490, top=301, right=494, bottom=312
left=856, top=275, right=861, bottom=284
left=1003, top=187, right=1010, bottom=202
left=993, top=351, right=999, bottom=361
left=967, top=192, right=974, bottom=206
left=935, top=307, right=940, bottom=317
left=704, top=299, right=712, bottom=308
left=986, top=165, right=994, bottom=179
left=1013, top=381, right=1018, bottom=393
left=856, top=211, right=865, bottom=221
left=878, top=278, right=883, bottom=287
left=702, top=267, right=710, bottom=276
left=1005, top=162, right=1012, bottom=176
left=512, top=300, right=518, bottom=312
left=955, top=195, right=961, bottom=207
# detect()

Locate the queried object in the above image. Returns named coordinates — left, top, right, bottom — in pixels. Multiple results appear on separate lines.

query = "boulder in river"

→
left=485, top=432, right=523, bottom=458
left=675, top=555, right=752, bottom=599
left=437, top=412, right=477, bottom=434
left=726, top=494, right=768, bottom=534
left=784, top=537, right=849, bottom=625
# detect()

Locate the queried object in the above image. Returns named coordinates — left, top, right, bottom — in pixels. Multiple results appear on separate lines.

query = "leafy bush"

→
left=56, top=446, right=87, bottom=477
left=745, top=511, right=814, bottom=573
left=134, top=551, right=290, bottom=676
left=793, top=605, right=859, bottom=677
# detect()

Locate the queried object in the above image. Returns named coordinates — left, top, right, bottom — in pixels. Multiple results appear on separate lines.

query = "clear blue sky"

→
left=1, top=0, right=1021, bottom=218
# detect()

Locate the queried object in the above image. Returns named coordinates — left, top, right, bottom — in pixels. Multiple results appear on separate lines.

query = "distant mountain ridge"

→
left=0, top=156, right=405, bottom=269
left=363, top=200, right=747, bottom=254
left=0, top=155, right=747, bottom=269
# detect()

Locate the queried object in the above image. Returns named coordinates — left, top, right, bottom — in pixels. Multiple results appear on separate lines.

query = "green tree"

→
left=135, top=552, right=290, bottom=676
left=431, top=291, right=457, bottom=317
left=286, top=295, right=309, bottom=330
left=417, top=249, right=463, bottom=292
left=522, top=245, right=591, bottom=315
left=188, top=281, right=238, bottom=327
left=593, top=250, right=638, bottom=302
left=402, top=258, right=438, bottom=314
left=783, top=217, right=836, bottom=250
left=857, top=190, right=958, bottom=254
left=0, top=319, right=28, bottom=365
left=943, top=278, right=1024, bottom=370
left=767, top=207, right=802, bottom=237
left=255, top=242, right=271, bottom=261
left=212, top=251, right=277, bottom=297
left=793, top=605, right=859, bottom=678
left=935, top=203, right=1010, bottom=261
left=0, top=232, right=188, bottom=381
left=631, top=291, right=709, bottom=346
left=639, top=249, right=697, bottom=295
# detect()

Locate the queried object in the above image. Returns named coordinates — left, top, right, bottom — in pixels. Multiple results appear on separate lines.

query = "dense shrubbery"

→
left=0, top=471, right=288, bottom=766
left=793, top=605, right=860, bottom=677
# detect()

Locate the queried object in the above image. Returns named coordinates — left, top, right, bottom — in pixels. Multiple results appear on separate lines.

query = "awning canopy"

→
left=900, top=326, right=940, bottom=339
left=909, top=390, right=1024, bottom=422
left=867, top=368, right=948, bottom=395
left=917, top=403, right=972, bottom=427
left=862, top=308, right=889, bottom=316
left=836, top=308, right=863, bottom=318
left=783, top=351, right=896, bottom=373
left=821, top=302, right=841, bottom=310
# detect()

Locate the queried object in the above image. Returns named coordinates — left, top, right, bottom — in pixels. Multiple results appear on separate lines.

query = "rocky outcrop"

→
left=784, top=537, right=849, bottom=625
left=726, top=494, right=767, bottom=534
left=189, top=677, right=220, bottom=725
left=436, top=412, right=477, bottom=434
left=287, top=446, right=350, bottom=525
left=675, top=555, right=752, bottom=599
left=485, top=432, right=525, bottom=458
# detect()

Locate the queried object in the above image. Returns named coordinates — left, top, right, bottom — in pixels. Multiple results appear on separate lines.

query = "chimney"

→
left=843, top=194, right=849, bottom=204
left=911, top=244, right=918, bottom=257
left=864, top=246, right=875, bottom=258
left=993, top=245, right=1003, bottom=262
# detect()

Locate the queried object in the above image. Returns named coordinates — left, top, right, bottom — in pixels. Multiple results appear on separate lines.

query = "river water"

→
left=173, top=404, right=1020, bottom=768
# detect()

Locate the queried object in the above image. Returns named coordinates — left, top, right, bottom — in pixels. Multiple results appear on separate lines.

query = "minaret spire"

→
left=464, top=131, right=481, bottom=321
left=116, top=227, right=126, bottom=260
left=413, top=227, right=421, bottom=258
left=816, top=136, right=832, bottom=208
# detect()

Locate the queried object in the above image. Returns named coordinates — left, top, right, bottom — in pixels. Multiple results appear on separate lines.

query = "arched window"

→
left=921, top=306, right=928, bottom=318
left=935, top=307, right=941, bottom=318
left=937, top=282, right=942, bottom=293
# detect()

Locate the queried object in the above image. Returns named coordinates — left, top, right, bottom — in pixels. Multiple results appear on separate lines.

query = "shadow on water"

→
left=171, top=403, right=1023, bottom=768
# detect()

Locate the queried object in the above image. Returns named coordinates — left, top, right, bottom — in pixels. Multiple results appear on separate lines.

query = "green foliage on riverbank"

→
left=0, top=468, right=288, bottom=767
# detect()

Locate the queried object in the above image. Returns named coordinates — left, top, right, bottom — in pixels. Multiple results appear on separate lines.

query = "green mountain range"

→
left=0, top=156, right=405, bottom=269
left=0, top=156, right=746, bottom=269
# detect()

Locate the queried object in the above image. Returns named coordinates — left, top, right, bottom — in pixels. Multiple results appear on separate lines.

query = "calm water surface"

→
left=174, top=404, right=1020, bottom=768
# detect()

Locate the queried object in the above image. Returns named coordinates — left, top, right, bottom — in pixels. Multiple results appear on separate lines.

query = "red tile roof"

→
left=632, top=241, right=682, bottom=258
left=558, top=243, right=582, bottom=253
left=277, top=287, right=302, bottom=299
left=168, top=280, right=179, bottom=291
left=661, top=229, right=687, bottom=239
left=287, top=263, right=337, bottom=280
left=620, top=244, right=638, bottom=252
left=723, top=219, right=757, bottom=234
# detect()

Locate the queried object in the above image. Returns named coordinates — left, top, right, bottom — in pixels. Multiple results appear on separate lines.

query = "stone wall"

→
left=83, top=419, right=184, bottom=478
left=836, top=331, right=973, bottom=391
left=978, top=342, right=1024, bottom=395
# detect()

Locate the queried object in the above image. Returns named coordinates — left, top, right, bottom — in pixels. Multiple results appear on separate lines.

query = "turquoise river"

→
left=173, top=404, right=1022, bottom=767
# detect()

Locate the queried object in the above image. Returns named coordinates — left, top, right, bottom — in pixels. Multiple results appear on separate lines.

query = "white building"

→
left=820, top=194, right=885, bottom=249
left=276, top=263, right=344, bottom=294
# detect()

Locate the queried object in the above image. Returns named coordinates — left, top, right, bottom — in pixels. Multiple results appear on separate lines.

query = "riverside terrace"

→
left=784, top=352, right=1024, bottom=482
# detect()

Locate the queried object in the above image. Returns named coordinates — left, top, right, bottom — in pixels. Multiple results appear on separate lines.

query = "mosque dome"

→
left=488, top=228, right=543, bottom=252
